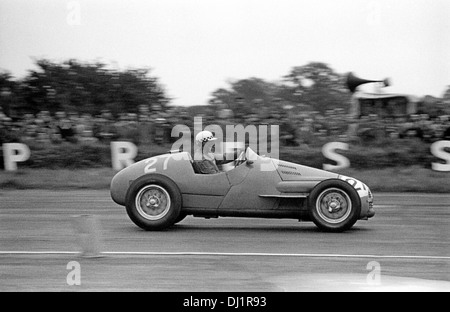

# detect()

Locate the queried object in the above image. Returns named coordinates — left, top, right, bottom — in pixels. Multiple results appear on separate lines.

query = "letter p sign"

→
left=3, top=143, right=31, bottom=171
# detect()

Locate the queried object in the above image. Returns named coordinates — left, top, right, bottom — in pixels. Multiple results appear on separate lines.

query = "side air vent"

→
left=281, top=171, right=302, bottom=176
left=279, top=164, right=298, bottom=170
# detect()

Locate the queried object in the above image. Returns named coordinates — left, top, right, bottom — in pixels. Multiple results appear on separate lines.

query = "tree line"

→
left=0, top=59, right=167, bottom=118
left=1, top=59, right=449, bottom=119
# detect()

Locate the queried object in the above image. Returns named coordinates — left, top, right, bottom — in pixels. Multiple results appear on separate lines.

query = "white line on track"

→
left=1, top=251, right=449, bottom=260
left=0, top=251, right=78, bottom=255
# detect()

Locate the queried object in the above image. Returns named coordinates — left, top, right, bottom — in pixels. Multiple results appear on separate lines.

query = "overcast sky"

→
left=0, top=0, right=449, bottom=106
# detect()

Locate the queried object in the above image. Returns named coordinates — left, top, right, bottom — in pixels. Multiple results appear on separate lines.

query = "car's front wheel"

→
left=125, top=174, right=182, bottom=231
left=308, top=179, right=361, bottom=232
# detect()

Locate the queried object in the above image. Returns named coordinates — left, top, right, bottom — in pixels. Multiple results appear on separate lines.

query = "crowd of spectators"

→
left=354, top=113, right=450, bottom=143
left=1, top=102, right=450, bottom=148
left=210, top=100, right=450, bottom=146
left=0, top=105, right=182, bottom=146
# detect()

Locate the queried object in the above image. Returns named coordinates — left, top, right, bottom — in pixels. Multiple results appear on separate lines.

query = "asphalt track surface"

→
left=0, top=190, right=449, bottom=292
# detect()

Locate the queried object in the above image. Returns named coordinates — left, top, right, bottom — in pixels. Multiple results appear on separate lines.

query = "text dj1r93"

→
left=228, top=297, right=267, bottom=309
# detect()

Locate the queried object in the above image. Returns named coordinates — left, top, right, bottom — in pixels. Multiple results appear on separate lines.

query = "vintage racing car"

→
left=110, top=148, right=375, bottom=232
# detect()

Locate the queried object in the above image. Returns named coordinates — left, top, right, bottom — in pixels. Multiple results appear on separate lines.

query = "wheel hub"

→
left=135, top=184, right=172, bottom=221
left=315, top=188, right=353, bottom=225
left=328, top=199, right=342, bottom=213
left=146, top=196, right=160, bottom=208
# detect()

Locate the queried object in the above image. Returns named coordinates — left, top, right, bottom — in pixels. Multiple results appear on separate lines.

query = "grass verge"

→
left=0, top=168, right=115, bottom=190
left=339, top=167, right=450, bottom=193
left=0, top=166, right=449, bottom=193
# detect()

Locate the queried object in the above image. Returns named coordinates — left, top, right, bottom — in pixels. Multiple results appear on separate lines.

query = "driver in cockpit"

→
left=193, top=131, right=221, bottom=174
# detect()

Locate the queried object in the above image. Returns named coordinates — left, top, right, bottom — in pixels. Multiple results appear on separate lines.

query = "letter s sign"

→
left=431, top=140, right=450, bottom=172
left=322, top=142, right=350, bottom=171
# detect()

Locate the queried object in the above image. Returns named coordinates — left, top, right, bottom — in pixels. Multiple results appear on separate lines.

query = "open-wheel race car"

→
left=110, top=148, right=375, bottom=232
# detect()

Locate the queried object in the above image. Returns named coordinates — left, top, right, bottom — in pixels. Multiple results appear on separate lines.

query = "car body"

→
left=111, top=148, right=375, bottom=232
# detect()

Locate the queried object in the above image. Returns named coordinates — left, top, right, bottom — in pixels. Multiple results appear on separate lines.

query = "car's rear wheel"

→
left=174, top=213, right=188, bottom=224
left=308, top=179, right=361, bottom=232
left=126, top=174, right=182, bottom=231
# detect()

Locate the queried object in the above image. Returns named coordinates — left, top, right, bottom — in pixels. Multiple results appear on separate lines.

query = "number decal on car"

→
left=144, top=158, right=157, bottom=173
left=144, top=156, right=171, bottom=173
left=345, top=178, right=367, bottom=192
left=163, top=155, right=170, bottom=170
left=339, top=175, right=369, bottom=198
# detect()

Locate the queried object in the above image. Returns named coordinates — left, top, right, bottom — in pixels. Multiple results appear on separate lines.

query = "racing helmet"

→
left=195, top=130, right=217, bottom=144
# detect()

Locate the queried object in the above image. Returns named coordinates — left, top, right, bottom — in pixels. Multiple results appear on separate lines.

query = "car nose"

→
left=367, top=189, right=375, bottom=218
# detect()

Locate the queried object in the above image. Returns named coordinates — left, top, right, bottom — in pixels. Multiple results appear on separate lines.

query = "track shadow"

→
left=121, top=222, right=375, bottom=235
left=169, top=218, right=374, bottom=233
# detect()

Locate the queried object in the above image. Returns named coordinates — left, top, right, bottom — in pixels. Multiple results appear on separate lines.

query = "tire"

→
left=174, top=213, right=188, bottom=224
left=308, top=179, right=361, bottom=232
left=125, top=174, right=182, bottom=231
